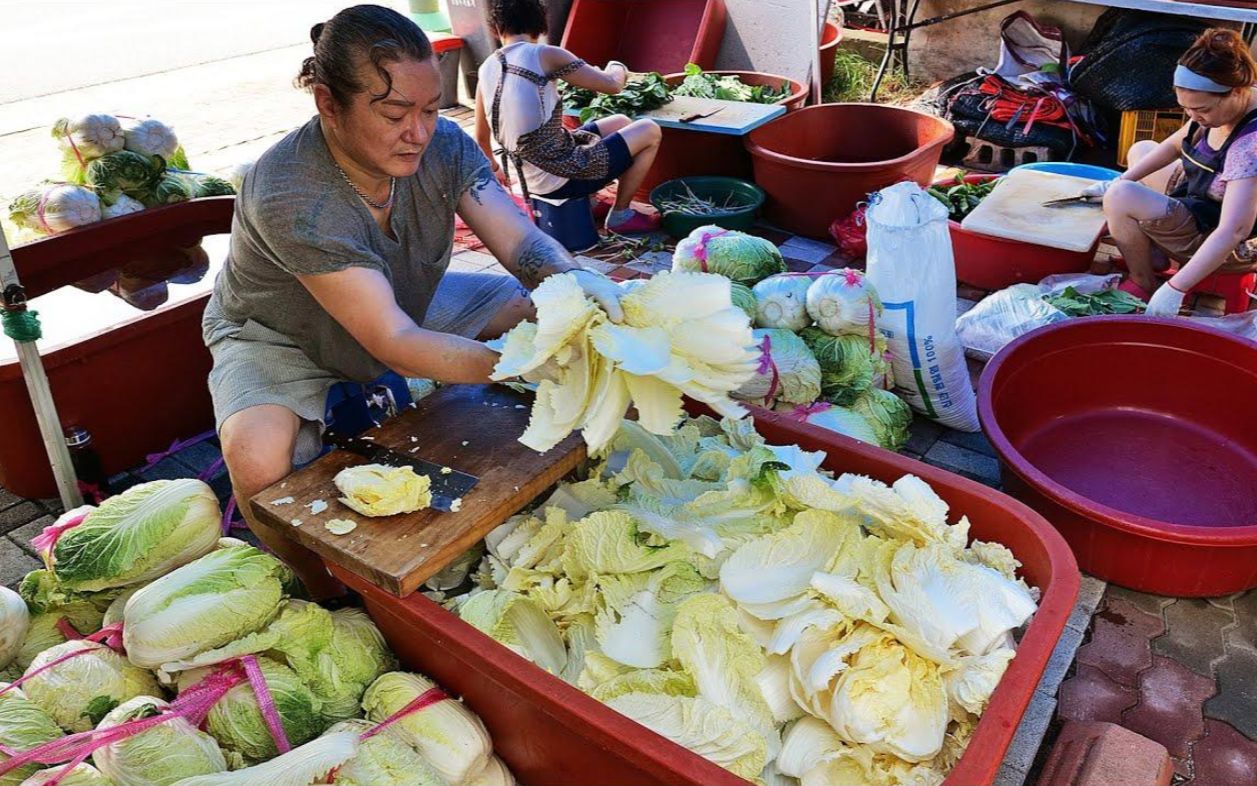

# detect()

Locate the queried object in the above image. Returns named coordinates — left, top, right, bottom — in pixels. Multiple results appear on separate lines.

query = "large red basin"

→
left=979, top=316, right=1257, bottom=596
left=939, top=175, right=1097, bottom=290
left=746, top=103, right=954, bottom=238
left=330, top=407, right=1079, bottom=786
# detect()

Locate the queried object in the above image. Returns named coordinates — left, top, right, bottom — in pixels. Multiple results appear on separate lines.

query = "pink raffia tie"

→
left=141, top=430, right=216, bottom=475
left=756, top=335, right=781, bottom=403
left=694, top=228, right=730, bottom=273
left=86, top=622, right=125, bottom=652
left=0, top=662, right=247, bottom=778
left=788, top=402, right=831, bottom=422
left=241, top=655, right=291, bottom=754
left=360, top=687, right=449, bottom=741
left=31, top=509, right=93, bottom=561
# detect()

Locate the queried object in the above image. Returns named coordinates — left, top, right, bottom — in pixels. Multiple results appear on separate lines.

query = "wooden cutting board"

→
left=250, top=384, right=585, bottom=597
left=565, top=96, right=784, bottom=136
left=960, top=169, right=1108, bottom=253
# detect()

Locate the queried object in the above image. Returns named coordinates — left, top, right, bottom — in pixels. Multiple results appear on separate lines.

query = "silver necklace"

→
left=332, top=158, right=395, bottom=210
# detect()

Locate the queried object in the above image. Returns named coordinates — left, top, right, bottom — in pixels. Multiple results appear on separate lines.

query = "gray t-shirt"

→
left=204, top=115, right=493, bottom=382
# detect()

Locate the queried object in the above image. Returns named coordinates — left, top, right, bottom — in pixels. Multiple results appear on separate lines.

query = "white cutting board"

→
left=961, top=169, right=1107, bottom=253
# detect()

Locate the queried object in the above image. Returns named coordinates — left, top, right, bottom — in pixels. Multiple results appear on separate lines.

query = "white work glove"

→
left=1145, top=281, right=1187, bottom=317
left=569, top=268, right=625, bottom=323
left=1080, top=179, right=1115, bottom=200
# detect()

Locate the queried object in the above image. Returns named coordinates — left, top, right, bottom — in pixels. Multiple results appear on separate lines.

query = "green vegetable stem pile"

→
left=670, top=64, right=791, bottom=104
left=0, top=478, right=515, bottom=786
left=1045, top=286, right=1146, bottom=316
left=562, top=73, right=672, bottom=123
left=927, top=175, right=998, bottom=221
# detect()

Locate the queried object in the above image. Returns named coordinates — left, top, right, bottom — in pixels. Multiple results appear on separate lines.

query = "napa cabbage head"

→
left=805, top=269, right=883, bottom=337
left=733, top=329, right=821, bottom=406
left=753, top=275, right=813, bottom=331
left=20, top=640, right=159, bottom=733
left=672, top=226, right=786, bottom=285
left=296, top=607, right=397, bottom=723
left=322, top=719, right=447, bottom=786
left=361, top=672, right=492, bottom=783
left=41, top=479, right=221, bottom=593
left=177, top=656, right=326, bottom=766
left=18, top=763, right=111, bottom=786
left=0, top=685, right=64, bottom=786
left=799, top=328, right=889, bottom=406
left=93, top=696, right=227, bottom=786
left=729, top=282, right=758, bottom=322
left=0, top=588, right=28, bottom=671
left=122, top=545, right=293, bottom=670
left=850, top=388, right=912, bottom=452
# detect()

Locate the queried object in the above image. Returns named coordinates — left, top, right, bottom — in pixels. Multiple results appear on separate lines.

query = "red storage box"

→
left=1, top=199, right=232, bottom=498
left=331, top=407, right=1080, bottom=786
left=560, top=0, right=727, bottom=75
left=940, top=175, right=1096, bottom=290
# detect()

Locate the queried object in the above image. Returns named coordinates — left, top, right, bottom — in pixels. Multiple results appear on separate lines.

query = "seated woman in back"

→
left=474, top=0, right=663, bottom=234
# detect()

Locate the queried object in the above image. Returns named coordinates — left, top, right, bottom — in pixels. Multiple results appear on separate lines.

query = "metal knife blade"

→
left=326, top=433, right=478, bottom=513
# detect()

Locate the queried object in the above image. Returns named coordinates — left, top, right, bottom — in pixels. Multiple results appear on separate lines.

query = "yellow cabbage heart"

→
left=333, top=464, right=432, bottom=517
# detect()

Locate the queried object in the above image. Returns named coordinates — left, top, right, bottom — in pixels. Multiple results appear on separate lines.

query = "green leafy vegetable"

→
left=562, top=73, right=672, bottom=123
left=672, top=63, right=791, bottom=104
left=1044, top=286, right=1145, bottom=316
left=927, top=175, right=998, bottom=221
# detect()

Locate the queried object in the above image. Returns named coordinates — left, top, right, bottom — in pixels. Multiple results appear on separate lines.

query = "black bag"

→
left=1071, top=9, right=1208, bottom=111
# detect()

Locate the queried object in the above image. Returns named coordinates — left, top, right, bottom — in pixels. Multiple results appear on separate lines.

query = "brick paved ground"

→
left=0, top=32, right=1252, bottom=786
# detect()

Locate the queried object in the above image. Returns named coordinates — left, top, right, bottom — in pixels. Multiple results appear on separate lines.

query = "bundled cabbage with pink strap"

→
left=672, top=225, right=786, bottom=286
left=732, top=328, right=821, bottom=407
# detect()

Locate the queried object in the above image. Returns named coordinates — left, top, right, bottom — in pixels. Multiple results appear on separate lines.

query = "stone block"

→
left=1035, top=721, right=1172, bottom=786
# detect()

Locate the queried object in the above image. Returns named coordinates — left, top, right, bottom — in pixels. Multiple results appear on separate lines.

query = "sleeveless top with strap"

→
left=489, top=46, right=612, bottom=202
left=1172, top=108, right=1257, bottom=236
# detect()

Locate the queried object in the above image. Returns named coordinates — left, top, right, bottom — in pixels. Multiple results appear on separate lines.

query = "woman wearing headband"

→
left=1083, top=28, right=1257, bottom=316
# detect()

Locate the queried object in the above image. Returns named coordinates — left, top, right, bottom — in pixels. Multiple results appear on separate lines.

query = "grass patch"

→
left=823, top=47, right=921, bottom=105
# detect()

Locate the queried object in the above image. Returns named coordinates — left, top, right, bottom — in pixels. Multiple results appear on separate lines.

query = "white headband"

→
left=1174, top=64, right=1232, bottom=94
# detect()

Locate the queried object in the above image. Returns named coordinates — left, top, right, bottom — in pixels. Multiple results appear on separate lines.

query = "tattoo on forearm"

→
left=514, top=232, right=575, bottom=288
left=466, top=168, right=499, bottom=206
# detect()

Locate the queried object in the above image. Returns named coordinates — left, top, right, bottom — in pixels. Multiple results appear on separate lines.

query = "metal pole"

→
left=0, top=227, right=83, bottom=510
left=812, top=0, right=825, bottom=104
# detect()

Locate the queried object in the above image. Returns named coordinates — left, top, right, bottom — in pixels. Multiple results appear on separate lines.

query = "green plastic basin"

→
left=649, top=176, right=765, bottom=238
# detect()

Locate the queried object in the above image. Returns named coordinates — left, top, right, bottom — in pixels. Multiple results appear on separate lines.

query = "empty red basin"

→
left=746, top=103, right=954, bottom=239
left=979, top=316, right=1257, bottom=596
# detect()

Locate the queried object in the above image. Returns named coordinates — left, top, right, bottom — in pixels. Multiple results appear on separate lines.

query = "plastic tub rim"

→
left=648, top=175, right=766, bottom=222
left=978, top=315, right=1257, bottom=544
left=660, top=68, right=807, bottom=109
left=745, top=103, right=956, bottom=173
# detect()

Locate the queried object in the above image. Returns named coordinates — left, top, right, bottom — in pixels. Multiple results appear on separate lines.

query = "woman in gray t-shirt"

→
left=203, top=5, right=622, bottom=598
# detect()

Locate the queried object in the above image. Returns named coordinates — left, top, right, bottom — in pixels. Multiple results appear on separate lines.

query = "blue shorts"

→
left=536, top=120, right=633, bottom=200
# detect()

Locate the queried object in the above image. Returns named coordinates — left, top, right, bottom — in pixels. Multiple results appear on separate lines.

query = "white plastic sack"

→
left=956, top=273, right=1117, bottom=359
left=865, top=181, right=981, bottom=432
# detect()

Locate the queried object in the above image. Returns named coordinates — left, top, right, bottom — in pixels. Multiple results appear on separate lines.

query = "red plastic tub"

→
left=938, top=175, right=1097, bottom=290
left=0, top=199, right=232, bottom=498
left=560, top=0, right=726, bottom=75
left=979, top=316, right=1257, bottom=596
left=331, top=409, right=1079, bottom=786
left=746, top=103, right=955, bottom=239
left=819, top=21, right=842, bottom=88
left=631, top=70, right=808, bottom=198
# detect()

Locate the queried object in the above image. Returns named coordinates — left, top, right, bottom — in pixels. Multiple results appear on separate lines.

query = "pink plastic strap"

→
left=86, top=622, right=125, bottom=652
left=31, top=510, right=92, bottom=560
left=41, top=748, right=93, bottom=786
left=65, top=135, right=85, bottom=170
left=241, top=655, right=291, bottom=754
left=788, top=402, right=831, bottom=422
left=0, top=642, right=101, bottom=700
left=694, top=228, right=730, bottom=273
left=54, top=618, right=84, bottom=641
left=0, top=663, right=247, bottom=778
left=756, top=335, right=781, bottom=403
left=359, top=687, right=450, bottom=741
left=141, top=429, right=216, bottom=474
left=35, top=189, right=54, bottom=235
left=198, top=456, right=225, bottom=483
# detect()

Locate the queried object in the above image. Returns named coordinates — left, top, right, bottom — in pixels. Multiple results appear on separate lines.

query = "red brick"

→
left=1122, top=657, right=1215, bottom=758
left=1037, top=721, right=1172, bottom=786
left=1059, top=664, right=1140, bottom=725
left=1188, top=720, right=1257, bottom=786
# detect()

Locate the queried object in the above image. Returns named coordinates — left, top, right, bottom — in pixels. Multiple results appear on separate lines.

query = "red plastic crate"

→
left=331, top=407, right=1080, bottom=786
left=560, top=0, right=726, bottom=75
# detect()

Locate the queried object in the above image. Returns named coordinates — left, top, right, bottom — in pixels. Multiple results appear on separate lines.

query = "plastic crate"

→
left=1117, top=108, right=1187, bottom=167
left=331, top=407, right=1080, bottom=786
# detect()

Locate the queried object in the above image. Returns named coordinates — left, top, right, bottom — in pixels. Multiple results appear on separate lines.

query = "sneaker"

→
left=606, top=208, right=661, bottom=234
